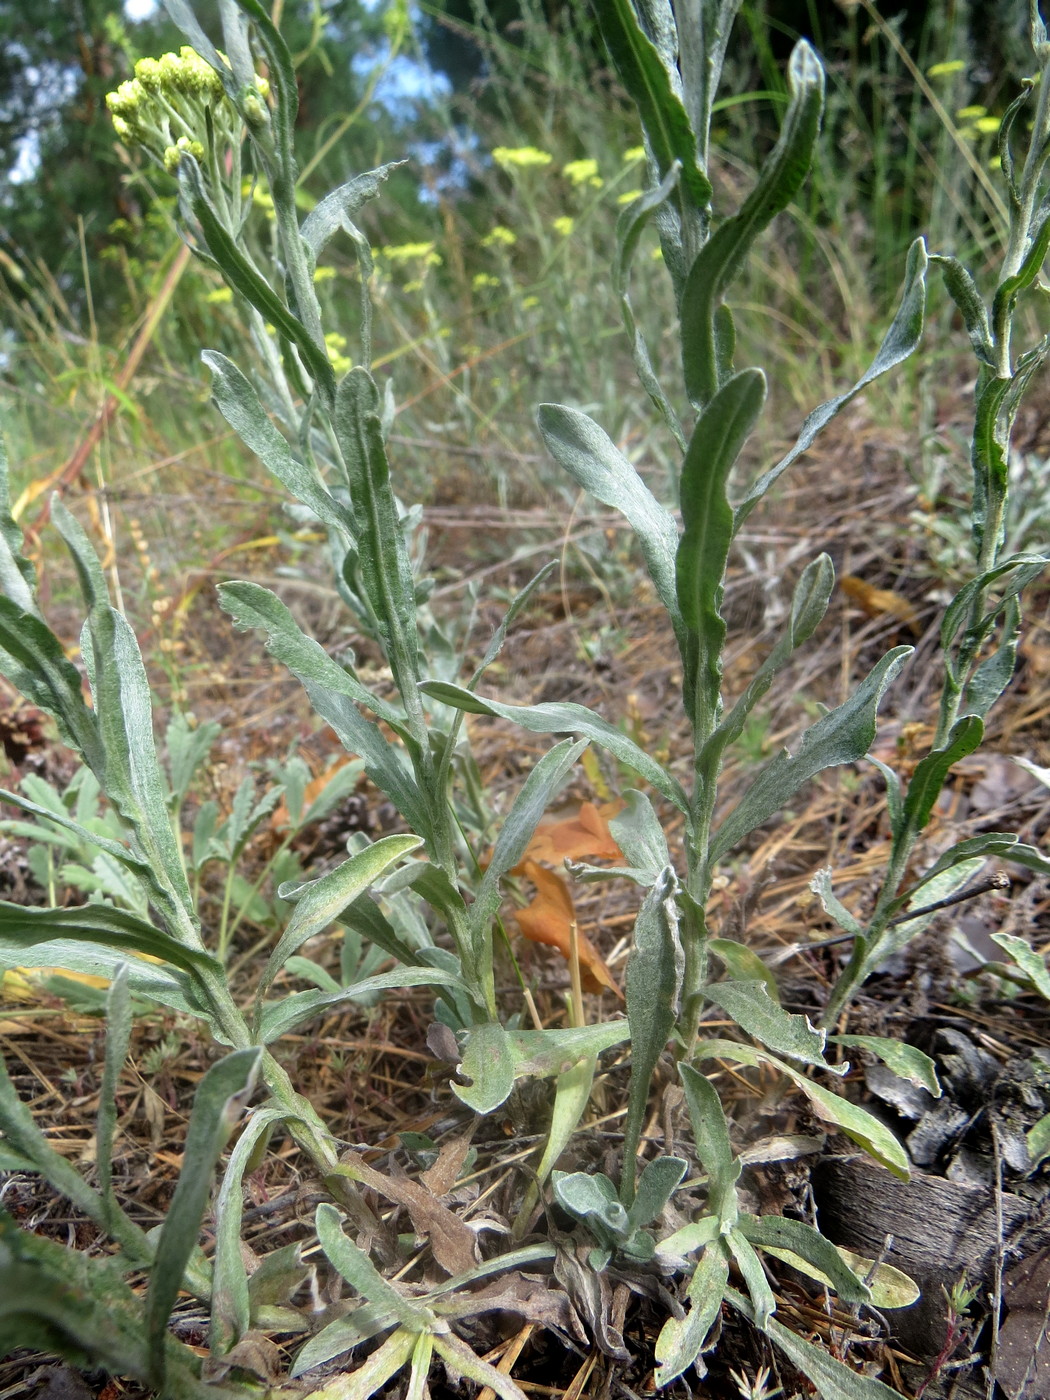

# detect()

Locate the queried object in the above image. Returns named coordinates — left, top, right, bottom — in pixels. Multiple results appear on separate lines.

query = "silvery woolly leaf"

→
left=300, top=165, right=404, bottom=266
left=705, top=980, right=827, bottom=1066
left=654, top=1237, right=729, bottom=1386
left=146, top=1049, right=262, bottom=1385
left=709, top=646, right=911, bottom=863
left=736, top=237, right=928, bottom=528
left=317, top=1203, right=432, bottom=1329
left=829, top=1035, right=940, bottom=1097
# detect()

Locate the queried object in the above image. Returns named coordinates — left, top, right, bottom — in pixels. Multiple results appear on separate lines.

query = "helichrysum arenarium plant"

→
left=3, top=1, right=1050, bottom=1395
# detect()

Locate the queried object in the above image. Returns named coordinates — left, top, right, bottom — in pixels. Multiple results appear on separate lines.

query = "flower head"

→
left=562, top=158, right=601, bottom=187
left=481, top=225, right=516, bottom=248
left=492, top=145, right=553, bottom=172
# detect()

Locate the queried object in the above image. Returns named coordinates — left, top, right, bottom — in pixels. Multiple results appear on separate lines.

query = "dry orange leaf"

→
left=513, top=859, right=623, bottom=999
left=516, top=800, right=624, bottom=867
left=840, top=575, right=921, bottom=636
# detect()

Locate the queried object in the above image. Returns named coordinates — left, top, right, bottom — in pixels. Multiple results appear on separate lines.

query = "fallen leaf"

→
left=513, top=860, right=622, bottom=999
left=420, top=1125, right=476, bottom=1197
left=840, top=574, right=921, bottom=636
left=331, top=1150, right=478, bottom=1276
left=517, top=800, right=624, bottom=867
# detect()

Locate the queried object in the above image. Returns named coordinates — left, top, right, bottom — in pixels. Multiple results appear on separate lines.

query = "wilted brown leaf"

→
left=840, top=574, right=921, bottom=635
left=512, top=860, right=622, bottom=999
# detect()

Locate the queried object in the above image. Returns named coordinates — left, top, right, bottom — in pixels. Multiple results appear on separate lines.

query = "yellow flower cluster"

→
left=378, top=242, right=442, bottom=267
left=105, top=47, right=268, bottom=174
left=325, top=332, right=352, bottom=376
left=492, top=146, right=553, bottom=171
left=481, top=226, right=516, bottom=248
left=562, top=158, right=602, bottom=188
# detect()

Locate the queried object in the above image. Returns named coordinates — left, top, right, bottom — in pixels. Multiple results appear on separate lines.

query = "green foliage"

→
left=2, top=1, right=1050, bottom=1396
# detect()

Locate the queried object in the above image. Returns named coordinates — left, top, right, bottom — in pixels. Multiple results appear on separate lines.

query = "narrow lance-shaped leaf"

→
left=681, top=41, right=824, bottom=408
left=334, top=369, right=422, bottom=711
left=86, top=605, right=196, bottom=935
left=676, top=368, right=766, bottom=732
left=622, top=868, right=683, bottom=1202
left=97, top=966, right=133, bottom=1235
left=0, top=1051, right=151, bottom=1266
left=536, top=404, right=680, bottom=623
left=900, top=716, right=984, bottom=833
left=592, top=0, right=711, bottom=212
left=0, top=598, right=102, bottom=773
left=256, top=965, right=470, bottom=1045
left=735, top=237, right=928, bottom=529
left=709, top=645, right=911, bottom=864
left=51, top=497, right=108, bottom=613
left=300, top=164, right=404, bottom=266
left=146, top=1048, right=262, bottom=1388
left=0, top=899, right=220, bottom=981
left=679, top=1063, right=739, bottom=1225
left=257, top=833, right=424, bottom=1000
left=0, top=430, right=37, bottom=612
left=931, top=254, right=994, bottom=365
left=203, top=353, right=352, bottom=537
left=419, top=683, right=688, bottom=814
left=315, top=1202, right=433, bottom=1330
left=654, top=1236, right=730, bottom=1387
left=739, top=1214, right=870, bottom=1305
left=705, top=979, right=828, bottom=1067
left=467, top=737, right=588, bottom=1004
left=676, top=0, right=744, bottom=170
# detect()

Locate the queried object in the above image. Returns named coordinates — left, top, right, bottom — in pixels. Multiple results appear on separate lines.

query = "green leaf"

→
left=466, top=737, right=587, bottom=1004
left=219, top=581, right=428, bottom=835
left=964, top=594, right=1021, bottom=717
left=727, top=1229, right=775, bottom=1330
left=902, top=831, right=1025, bottom=898
left=0, top=432, right=37, bottom=611
left=735, top=237, right=928, bottom=528
left=97, top=966, right=133, bottom=1234
left=608, top=789, right=671, bottom=884
left=51, top=498, right=108, bottom=612
left=809, top=867, right=863, bottom=937
left=993, top=209, right=1050, bottom=328
left=623, top=868, right=683, bottom=1200
left=654, top=1238, right=729, bottom=1386
left=678, top=0, right=744, bottom=168
left=203, top=354, right=350, bottom=535
left=256, top=965, right=470, bottom=1044
left=708, top=939, right=779, bottom=998
left=86, top=605, right=196, bottom=934
left=530, top=1055, right=600, bottom=1202
left=535, top=404, right=680, bottom=622
left=705, top=980, right=828, bottom=1067
left=706, top=554, right=835, bottom=760
left=591, top=0, right=711, bottom=211
left=681, top=41, right=824, bottom=408
left=1028, top=1111, right=1050, bottom=1168
left=450, top=1021, right=630, bottom=1115
left=739, top=1214, right=871, bottom=1306
left=695, top=1039, right=909, bottom=1177
left=316, top=1202, right=433, bottom=1330
left=0, top=902, right=220, bottom=981
left=830, top=1036, right=940, bottom=1097
left=211, top=1107, right=288, bottom=1355
left=182, top=163, right=335, bottom=402
left=432, top=1332, right=530, bottom=1400
left=628, top=1155, right=688, bottom=1233
left=0, top=598, right=102, bottom=772
left=728, top=1287, right=909, bottom=1400
left=553, top=1171, right=630, bottom=1245
left=676, top=369, right=766, bottom=728
left=146, top=1048, right=262, bottom=1387
left=709, top=646, right=911, bottom=863
left=334, top=370, right=421, bottom=702
left=853, top=859, right=985, bottom=985
left=300, top=165, right=403, bottom=266
left=0, top=1051, right=151, bottom=1266
left=679, top=1063, right=739, bottom=1225
left=418, top=684, right=688, bottom=813
left=991, top=933, right=1050, bottom=1001
left=257, top=834, right=423, bottom=1000
left=931, top=254, right=994, bottom=365
left=0, top=939, right=212, bottom=1024
left=467, top=561, right=558, bottom=690
left=900, top=716, right=984, bottom=833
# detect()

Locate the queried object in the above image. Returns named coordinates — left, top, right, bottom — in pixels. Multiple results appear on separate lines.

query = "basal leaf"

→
left=739, top=1213, right=871, bottom=1305
left=709, top=646, right=911, bottom=863
left=830, top=1035, right=940, bottom=1097
left=628, top=1155, right=688, bottom=1233
left=695, top=1039, right=909, bottom=1177
left=654, top=1237, right=729, bottom=1386
left=146, top=1048, right=262, bottom=1386
left=726, top=1229, right=775, bottom=1330
left=316, top=1203, right=432, bottom=1329
left=679, top=1063, right=738, bottom=1225
left=256, top=965, right=469, bottom=1044
left=705, top=979, right=827, bottom=1066
left=98, top=966, right=133, bottom=1234
left=735, top=237, right=928, bottom=528
left=991, top=932, right=1050, bottom=1001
